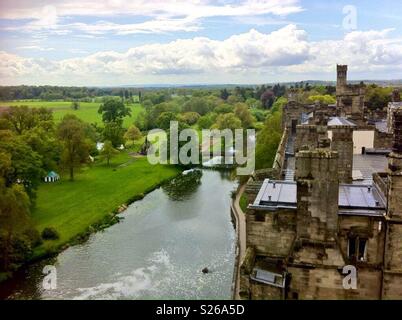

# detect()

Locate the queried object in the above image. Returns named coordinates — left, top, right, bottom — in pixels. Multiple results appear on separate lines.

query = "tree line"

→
left=0, top=97, right=143, bottom=278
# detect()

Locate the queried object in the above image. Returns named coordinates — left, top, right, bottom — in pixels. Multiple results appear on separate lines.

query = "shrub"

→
left=41, top=227, right=60, bottom=240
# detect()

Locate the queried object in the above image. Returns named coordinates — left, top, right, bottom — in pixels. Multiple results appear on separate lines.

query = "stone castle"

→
left=239, top=65, right=402, bottom=299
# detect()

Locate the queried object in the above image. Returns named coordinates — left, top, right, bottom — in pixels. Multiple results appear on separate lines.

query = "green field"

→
left=0, top=100, right=144, bottom=127
left=32, top=152, right=180, bottom=257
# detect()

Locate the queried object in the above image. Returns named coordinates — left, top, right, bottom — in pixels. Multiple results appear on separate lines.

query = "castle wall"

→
left=331, top=126, right=354, bottom=183
left=287, top=267, right=381, bottom=300
left=374, top=130, right=393, bottom=149
left=246, top=209, right=296, bottom=257
left=295, top=149, right=339, bottom=241
left=294, top=125, right=317, bottom=153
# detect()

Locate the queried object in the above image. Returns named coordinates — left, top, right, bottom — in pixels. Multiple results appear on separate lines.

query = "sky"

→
left=0, top=0, right=402, bottom=86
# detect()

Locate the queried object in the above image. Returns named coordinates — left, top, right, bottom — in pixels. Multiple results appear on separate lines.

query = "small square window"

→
left=348, top=237, right=367, bottom=262
left=255, top=213, right=265, bottom=222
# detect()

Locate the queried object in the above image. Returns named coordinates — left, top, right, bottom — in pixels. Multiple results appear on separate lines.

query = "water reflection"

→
left=0, top=170, right=236, bottom=300
left=162, top=169, right=202, bottom=201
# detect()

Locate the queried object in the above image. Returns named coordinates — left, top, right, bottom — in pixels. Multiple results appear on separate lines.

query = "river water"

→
left=0, top=170, right=237, bottom=300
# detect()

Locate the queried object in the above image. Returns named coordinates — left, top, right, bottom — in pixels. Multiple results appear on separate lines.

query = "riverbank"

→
left=1, top=170, right=236, bottom=299
left=231, top=183, right=247, bottom=300
left=31, top=152, right=181, bottom=260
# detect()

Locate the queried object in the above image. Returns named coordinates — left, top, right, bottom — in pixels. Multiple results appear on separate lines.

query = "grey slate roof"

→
left=327, top=116, right=356, bottom=127
left=250, top=179, right=386, bottom=217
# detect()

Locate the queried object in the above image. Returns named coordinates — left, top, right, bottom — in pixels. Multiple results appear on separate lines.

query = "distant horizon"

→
left=1, top=1, right=402, bottom=86
left=1, top=78, right=402, bottom=89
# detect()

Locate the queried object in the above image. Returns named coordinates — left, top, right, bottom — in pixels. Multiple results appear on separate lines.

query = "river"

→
left=0, top=169, right=237, bottom=300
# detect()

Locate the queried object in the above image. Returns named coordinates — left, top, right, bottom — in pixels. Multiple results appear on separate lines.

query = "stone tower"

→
left=337, top=65, right=348, bottom=90
left=295, top=147, right=339, bottom=241
left=331, top=125, right=354, bottom=184
left=392, top=89, right=400, bottom=103
left=382, top=109, right=402, bottom=298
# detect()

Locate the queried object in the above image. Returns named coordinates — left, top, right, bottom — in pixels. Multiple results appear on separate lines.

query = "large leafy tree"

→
left=103, top=121, right=125, bottom=148
left=365, top=84, right=393, bottom=111
left=255, top=110, right=283, bottom=169
left=0, top=130, right=44, bottom=198
left=0, top=152, right=38, bottom=272
left=124, top=125, right=142, bottom=145
left=2, top=106, right=37, bottom=134
left=98, top=97, right=131, bottom=124
left=234, top=103, right=255, bottom=128
left=213, top=113, right=242, bottom=131
left=1, top=106, right=54, bottom=135
left=156, top=112, right=177, bottom=130
left=260, top=90, right=275, bottom=109
left=57, top=115, right=91, bottom=181
left=100, top=141, right=119, bottom=166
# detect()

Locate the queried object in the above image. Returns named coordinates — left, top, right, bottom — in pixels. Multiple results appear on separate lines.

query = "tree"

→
left=1, top=106, right=54, bottom=135
left=156, top=112, right=177, bottom=130
left=134, top=110, right=149, bottom=131
left=179, top=112, right=201, bottom=125
left=183, top=97, right=211, bottom=115
left=0, top=152, right=38, bottom=272
left=100, top=141, right=119, bottom=166
left=255, top=110, right=283, bottom=169
left=71, top=100, right=80, bottom=110
left=215, top=103, right=234, bottom=114
left=57, top=115, right=90, bottom=181
left=124, top=125, right=142, bottom=145
left=2, top=106, right=37, bottom=134
left=260, top=90, right=275, bottom=109
left=98, top=97, right=131, bottom=124
left=245, top=98, right=262, bottom=109
left=198, top=113, right=217, bottom=129
left=234, top=103, right=255, bottom=128
left=0, top=130, right=44, bottom=198
left=307, top=94, right=336, bottom=104
left=365, top=85, right=393, bottom=110
left=220, top=89, right=230, bottom=100
left=213, top=113, right=242, bottom=131
left=103, top=121, right=125, bottom=148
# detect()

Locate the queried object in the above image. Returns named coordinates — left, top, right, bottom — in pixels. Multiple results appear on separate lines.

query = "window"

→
left=348, top=237, right=367, bottom=262
left=358, top=239, right=367, bottom=261
left=255, top=212, right=265, bottom=222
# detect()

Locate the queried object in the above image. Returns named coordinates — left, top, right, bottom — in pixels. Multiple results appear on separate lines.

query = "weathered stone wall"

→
left=282, top=101, right=310, bottom=132
left=295, top=149, right=339, bottom=241
left=287, top=267, right=382, bottom=299
left=382, top=272, right=402, bottom=299
left=249, top=281, right=283, bottom=300
left=338, top=216, right=385, bottom=265
left=295, top=125, right=317, bottom=153
left=331, top=125, right=354, bottom=183
left=246, top=210, right=296, bottom=257
left=385, top=224, right=402, bottom=271
left=382, top=109, right=402, bottom=298
left=336, top=65, right=365, bottom=121
left=272, top=128, right=289, bottom=173
left=374, top=129, right=393, bottom=149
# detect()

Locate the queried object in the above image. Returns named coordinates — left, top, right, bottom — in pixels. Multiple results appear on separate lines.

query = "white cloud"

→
left=2, top=25, right=402, bottom=85
left=0, top=0, right=303, bottom=35
left=17, top=45, right=55, bottom=51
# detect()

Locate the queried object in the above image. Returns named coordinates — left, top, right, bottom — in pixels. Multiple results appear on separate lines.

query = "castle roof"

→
left=250, top=179, right=386, bottom=217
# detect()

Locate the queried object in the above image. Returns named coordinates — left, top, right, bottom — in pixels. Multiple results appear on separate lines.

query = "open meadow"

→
left=0, top=100, right=144, bottom=127
left=32, top=152, right=180, bottom=257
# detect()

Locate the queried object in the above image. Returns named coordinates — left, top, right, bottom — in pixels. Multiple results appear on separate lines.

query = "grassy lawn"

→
left=239, top=194, right=248, bottom=212
left=0, top=101, right=144, bottom=127
left=32, top=152, right=180, bottom=257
